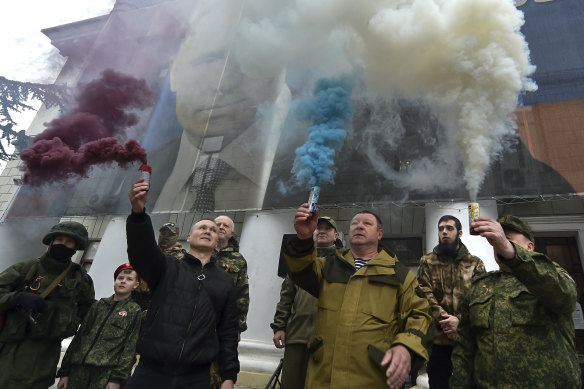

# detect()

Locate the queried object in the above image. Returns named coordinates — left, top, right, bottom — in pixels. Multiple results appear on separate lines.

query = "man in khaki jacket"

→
left=285, top=204, right=431, bottom=389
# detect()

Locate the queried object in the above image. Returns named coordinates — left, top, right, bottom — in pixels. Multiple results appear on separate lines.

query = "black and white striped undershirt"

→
left=354, top=258, right=368, bottom=270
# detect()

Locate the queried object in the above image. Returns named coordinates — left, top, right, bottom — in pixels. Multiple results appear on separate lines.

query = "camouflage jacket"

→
left=417, top=243, right=485, bottom=345
left=451, top=243, right=581, bottom=388
left=58, top=295, right=142, bottom=384
left=270, top=275, right=317, bottom=344
left=0, top=253, right=95, bottom=342
left=164, top=244, right=186, bottom=259
left=216, top=237, right=249, bottom=333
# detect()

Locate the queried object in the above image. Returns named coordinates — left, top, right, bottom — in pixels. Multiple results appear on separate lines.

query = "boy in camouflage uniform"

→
left=451, top=215, right=581, bottom=388
left=210, top=215, right=249, bottom=389
left=417, top=215, right=485, bottom=388
left=0, top=221, right=95, bottom=389
left=57, top=263, right=142, bottom=389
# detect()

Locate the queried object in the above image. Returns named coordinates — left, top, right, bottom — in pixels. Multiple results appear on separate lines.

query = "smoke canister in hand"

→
left=139, top=164, right=152, bottom=190
left=308, top=186, right=320, bottom=213
left=469, top=202, right=480, bottom=235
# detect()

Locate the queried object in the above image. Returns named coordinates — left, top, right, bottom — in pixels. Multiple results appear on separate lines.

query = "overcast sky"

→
left=1, top=0, right=115, bottom=82
left=0, top=0, right=115, bottom=170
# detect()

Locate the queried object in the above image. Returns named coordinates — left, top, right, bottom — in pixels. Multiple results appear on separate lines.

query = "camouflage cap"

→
left=318, top=216, right=338, bottom=231
left=42, top=221, right=89, bottom=250
left=498, top=215, right=534, bottom=242
left=158, top=222, right=179, bottom=249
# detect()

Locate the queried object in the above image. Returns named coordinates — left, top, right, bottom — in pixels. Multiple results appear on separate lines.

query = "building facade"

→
left=1, top=0, right=583, bottom=382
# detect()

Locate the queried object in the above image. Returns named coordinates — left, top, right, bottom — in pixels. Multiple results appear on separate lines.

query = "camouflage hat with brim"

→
left=42, top=221, right=89, bottom=250
left=318, top=216, right=338, bottom=231
left=159, top=222, right=179, bottom=235
left=498, top=215, right=534, bottom=243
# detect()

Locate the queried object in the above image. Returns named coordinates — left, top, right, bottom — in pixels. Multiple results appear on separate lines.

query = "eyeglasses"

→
left=163, top=222, right=175, bottom=227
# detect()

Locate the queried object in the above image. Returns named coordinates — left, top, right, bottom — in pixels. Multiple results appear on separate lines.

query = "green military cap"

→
left=498, top=215, right=534, bottom=243
left=318, top=216, right=338, bottom=231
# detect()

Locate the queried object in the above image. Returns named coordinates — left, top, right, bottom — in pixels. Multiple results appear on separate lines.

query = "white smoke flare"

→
left=174, top=0, right=536, bottom=199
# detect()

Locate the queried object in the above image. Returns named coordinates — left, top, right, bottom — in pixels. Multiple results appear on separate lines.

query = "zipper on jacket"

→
left=81, top=300, right=118, bottom=364
left=177, top=264, right=205, bottom=363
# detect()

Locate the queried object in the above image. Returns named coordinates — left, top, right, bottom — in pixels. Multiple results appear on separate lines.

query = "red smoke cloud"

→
left=18, top=69, right=154, bottom=186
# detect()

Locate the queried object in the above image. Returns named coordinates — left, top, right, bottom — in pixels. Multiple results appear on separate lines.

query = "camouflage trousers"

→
left=210, top=361, right=222, bottom=389
left=66, top=364, right=121, bottom=389
left=0, top=338, right=61, bottom=389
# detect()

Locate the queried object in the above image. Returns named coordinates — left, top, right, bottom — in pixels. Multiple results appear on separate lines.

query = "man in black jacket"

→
left=126, top=178, right=239, bottom=389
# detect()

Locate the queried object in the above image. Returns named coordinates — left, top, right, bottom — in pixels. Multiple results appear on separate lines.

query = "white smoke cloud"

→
left=175, top=0, right=536, bottom=199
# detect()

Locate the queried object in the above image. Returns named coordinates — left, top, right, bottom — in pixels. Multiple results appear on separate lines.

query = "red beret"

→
left=114, top=263, right=134, bottom=279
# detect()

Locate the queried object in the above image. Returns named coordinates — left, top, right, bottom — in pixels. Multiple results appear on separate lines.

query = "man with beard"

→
left=417, top=215, right=485, bottom=388
left=0, top=221, right=95, bottom=389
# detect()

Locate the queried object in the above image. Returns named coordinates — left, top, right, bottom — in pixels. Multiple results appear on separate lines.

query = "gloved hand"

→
left=13, top=291, right=47, bottom=315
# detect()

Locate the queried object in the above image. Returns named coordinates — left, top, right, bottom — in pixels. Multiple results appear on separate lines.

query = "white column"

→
left=238, top=209, right=295, bottom=372
left=424, top=201, right=498, bottom=271
left=90, top=216, right=128, bottom=299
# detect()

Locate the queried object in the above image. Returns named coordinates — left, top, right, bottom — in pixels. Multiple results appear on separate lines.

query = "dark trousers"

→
left=126, top=360, right=211, bottom=389
left=281, top=343, right=309, bottom=389
left=67, top=364, right=114, bottom=389
left=427, top=344, right=453, bottom=389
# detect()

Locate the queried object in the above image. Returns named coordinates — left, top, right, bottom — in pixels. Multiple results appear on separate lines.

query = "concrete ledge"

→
left=56, top=339, right=283, bottom=388
left=237, top=370, right=274, bottom=389
left=237, top=339, right=283, bottom=388
left=239, top=339, right=283, bottom=373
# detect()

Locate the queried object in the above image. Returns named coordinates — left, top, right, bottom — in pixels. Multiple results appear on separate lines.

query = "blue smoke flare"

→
left=292, top=77, right=353, bottom=187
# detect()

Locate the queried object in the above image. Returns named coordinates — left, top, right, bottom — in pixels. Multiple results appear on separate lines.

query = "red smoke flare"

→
left=17, top=69, right=154, bottom=186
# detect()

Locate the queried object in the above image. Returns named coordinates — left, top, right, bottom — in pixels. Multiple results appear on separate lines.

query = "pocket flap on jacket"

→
left=368, top=274, right=402, bottom=286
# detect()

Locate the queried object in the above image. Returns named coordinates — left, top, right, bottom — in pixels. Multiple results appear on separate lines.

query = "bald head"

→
left=215, top=215, right=234, bottom=249
left=187, top=219, right=218, bottom=253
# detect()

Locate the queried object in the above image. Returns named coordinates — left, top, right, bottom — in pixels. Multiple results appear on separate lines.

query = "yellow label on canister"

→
left=469, top=202, right=480, bottom=235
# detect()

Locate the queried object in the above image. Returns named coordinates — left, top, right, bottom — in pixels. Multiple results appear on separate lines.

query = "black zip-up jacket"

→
left=126, top=211, right=239, bottom=382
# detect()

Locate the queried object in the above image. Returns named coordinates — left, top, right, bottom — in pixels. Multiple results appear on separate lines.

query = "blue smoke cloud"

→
left=292, top=76, right=353, bottom=187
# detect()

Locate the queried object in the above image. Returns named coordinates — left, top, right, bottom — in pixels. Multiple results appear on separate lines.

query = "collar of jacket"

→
left=433, top=242, right=470, bottom=262
left=218, top=236, right=240, bottom=253
left=324, top=248, right=403, bottom=284
left=105, top=294, right=134, bottom=305
left=350, top=249, right=399, bottom=274
left=183, top=251, right=218, bottom=269
left=40, top=251, right=72, bottom=273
